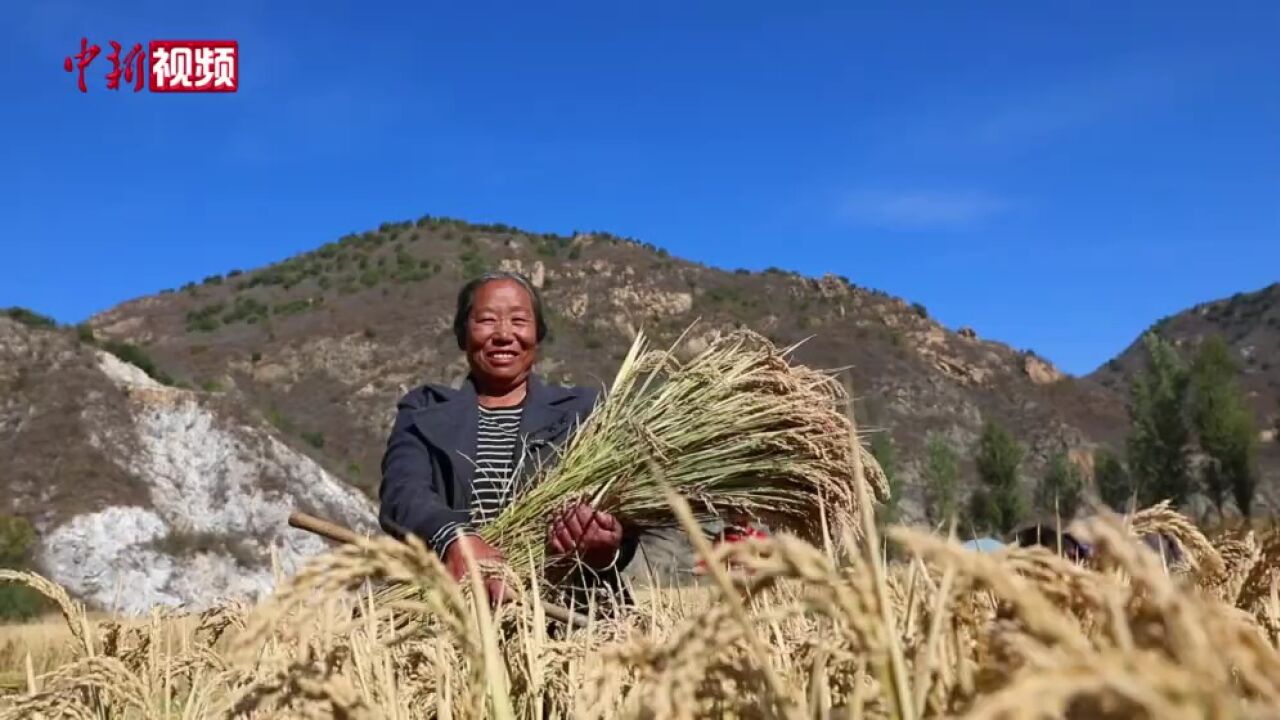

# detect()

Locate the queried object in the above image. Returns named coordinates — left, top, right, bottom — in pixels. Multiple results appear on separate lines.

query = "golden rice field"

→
left=1, top=495, right=1279, bottom=720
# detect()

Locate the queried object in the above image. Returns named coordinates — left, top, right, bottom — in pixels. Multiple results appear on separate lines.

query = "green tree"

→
left=1035, top=452, right=1084, bottom=520
left=1094, top=448, right=1132, bottom=512
left=871, top=432, right=901, bottom=526
left=0, top=515, right=46, bottom=621
left=2, top=307, right=57, bottom=329
left=1189, top=336, right=1259, bottom=517
left=1126, top=334, right=1192, bottom=508
left=969, top=420, right=1025, bottom=535
left=0, top=515, right=35, bottom=566
left=922, top=433, right=960, bottom=526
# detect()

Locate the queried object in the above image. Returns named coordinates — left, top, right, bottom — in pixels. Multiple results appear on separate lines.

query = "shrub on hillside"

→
left=273, top=300, right=313, bottom=317
left=221, top=297, right=269, bottom=325
left=394, top=264, right=436, bottom=284
left=267, top=408, right=295, bottom=434
left=459, top=249, right=487, bottom=279
left=0, top=516, right=36, bottom=569
left=706, top=287, right=744, bottom=306
left=186, top=303, right=225, bottom=333
left=102, top=341, right=174, bottom=386
left=2, top=307, right=57, bottom=330
left=0, top=515, right=47, bottom=621
left=536, top=239, right=559, bottom=258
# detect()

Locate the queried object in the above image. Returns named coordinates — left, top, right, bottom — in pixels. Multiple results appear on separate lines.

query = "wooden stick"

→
left=287, top=511, right=590, bottom=630
left=288, top=511, right=363, bottom=545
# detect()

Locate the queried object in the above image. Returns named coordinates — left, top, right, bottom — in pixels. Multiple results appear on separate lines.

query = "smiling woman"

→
left=378, top=271, right=636, bottom=608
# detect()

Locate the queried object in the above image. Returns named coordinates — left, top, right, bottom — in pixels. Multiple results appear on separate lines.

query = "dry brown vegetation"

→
left=1, top=492, right=1279, bottom=718
left=2, top=325, right=1278, bottom=717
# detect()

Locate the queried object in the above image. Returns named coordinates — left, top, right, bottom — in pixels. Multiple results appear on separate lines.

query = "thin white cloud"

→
left=838, top=190, right=1010, bottom=231
left=861, top=56, right=1205, bottom=161
left=969, top=63, right=1185, bottom=149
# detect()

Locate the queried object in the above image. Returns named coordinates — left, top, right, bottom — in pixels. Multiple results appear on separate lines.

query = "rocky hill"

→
left=1092, top=282, right=1280, bottom=415
left=0, top=315, right=377, bottom=613
left=80, top=216, right=1129, bottom=524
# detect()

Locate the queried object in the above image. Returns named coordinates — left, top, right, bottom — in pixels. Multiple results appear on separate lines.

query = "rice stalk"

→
left=481, top=327, right=888, bottom=574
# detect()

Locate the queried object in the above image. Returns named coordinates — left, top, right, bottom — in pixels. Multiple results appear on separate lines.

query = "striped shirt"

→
left=471, top=405, right=523, bottom=524
left=431, top=404, right=523, bottom=557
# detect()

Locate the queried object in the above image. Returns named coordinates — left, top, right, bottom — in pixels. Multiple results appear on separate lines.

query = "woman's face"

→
left=465, top=279, right=539, bottom=388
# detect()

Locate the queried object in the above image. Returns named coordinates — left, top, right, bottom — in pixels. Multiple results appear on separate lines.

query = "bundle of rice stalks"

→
left=480, top=327, right=889, bottom=573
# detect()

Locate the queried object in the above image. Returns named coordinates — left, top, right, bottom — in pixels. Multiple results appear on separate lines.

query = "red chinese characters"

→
left=150, top=41, right=238, bottom=93
left=65, top=38, right=239, bottom=93
left=105, top=41, right=146, bottom=92
left=63, top=37, right=102, bottom=93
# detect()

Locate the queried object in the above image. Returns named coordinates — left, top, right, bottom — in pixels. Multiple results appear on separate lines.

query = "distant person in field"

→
left=378, top=271, right=636, bottom=607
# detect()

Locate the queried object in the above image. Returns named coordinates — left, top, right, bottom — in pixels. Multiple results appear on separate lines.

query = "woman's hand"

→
left=547, top=502, right=624, bottom=570
left=444, top=535, right=511, bottom=606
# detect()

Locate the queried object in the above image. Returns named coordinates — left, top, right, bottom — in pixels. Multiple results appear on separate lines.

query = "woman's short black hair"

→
left=452, top=271, right=548, bottom=350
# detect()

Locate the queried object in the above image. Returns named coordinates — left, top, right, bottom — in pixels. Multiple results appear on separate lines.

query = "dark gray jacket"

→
left=378, top=374, right=638, bottom=594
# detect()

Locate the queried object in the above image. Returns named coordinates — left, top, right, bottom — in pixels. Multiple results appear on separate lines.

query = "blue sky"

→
left=3, top=1, right=1277, bottom=375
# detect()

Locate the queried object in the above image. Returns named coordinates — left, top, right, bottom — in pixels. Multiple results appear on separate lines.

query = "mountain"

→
left=1091, top=282, right=1280, bottom=508
left=1091, top=282, right=1280, bottom=413
left=7, top=215, right=1179, bottom=609
left=9, top=216, right=1278, bottom=611
left=82, top=217, right=1129, bottom=517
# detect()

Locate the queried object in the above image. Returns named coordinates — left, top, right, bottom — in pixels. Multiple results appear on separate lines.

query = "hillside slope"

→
left=0, top=316, right=377, bottom=613
left=86, top=217, right=1129, bottom=522
left=1092, top=282, right=1280, bottom=414
left=1091, top=282, right=1280, bottom=508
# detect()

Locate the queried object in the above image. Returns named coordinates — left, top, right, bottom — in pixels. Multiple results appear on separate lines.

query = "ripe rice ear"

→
left=0, top=570, right=90, bottom=658
left=1127, top=501, right=1224, bottom=577
left=480, top=327, right=888, bottom=573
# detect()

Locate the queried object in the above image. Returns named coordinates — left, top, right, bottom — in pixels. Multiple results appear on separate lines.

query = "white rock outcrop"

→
left=34, top=352, right=379, bottom=614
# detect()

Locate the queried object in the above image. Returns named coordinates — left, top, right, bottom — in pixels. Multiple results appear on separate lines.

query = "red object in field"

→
left=721, top=526, right=768, bottom=543
left=694, top=525, right=769, bottom=575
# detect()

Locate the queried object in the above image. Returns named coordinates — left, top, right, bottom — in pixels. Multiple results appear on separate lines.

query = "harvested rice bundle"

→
left=480, top=328, right=889, bottom=573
